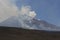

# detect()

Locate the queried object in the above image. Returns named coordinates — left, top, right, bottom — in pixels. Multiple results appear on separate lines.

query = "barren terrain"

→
left=0, top=27, right=60, bottom=40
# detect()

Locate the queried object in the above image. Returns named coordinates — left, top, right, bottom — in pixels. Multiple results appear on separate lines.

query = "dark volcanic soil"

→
left=0, top=27, right=60, bottom=40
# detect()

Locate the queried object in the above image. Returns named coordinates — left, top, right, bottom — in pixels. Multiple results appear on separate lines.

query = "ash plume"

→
left=0, top=0, right=37, bottom=29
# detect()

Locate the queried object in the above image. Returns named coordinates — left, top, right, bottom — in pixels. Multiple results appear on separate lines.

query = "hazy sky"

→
left=16, top=0, right=60, bottom=26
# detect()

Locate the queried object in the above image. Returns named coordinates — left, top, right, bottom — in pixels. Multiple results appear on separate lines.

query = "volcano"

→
left=0, top=16, right=60, bottom=31
left=0, top=16, right=60, bottom=40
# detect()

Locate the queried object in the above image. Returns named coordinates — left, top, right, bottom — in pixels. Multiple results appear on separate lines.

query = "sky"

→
left=16, top=0, right=60, bottom=26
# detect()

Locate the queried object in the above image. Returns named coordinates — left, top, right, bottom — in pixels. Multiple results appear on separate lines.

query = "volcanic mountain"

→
left=0, top=16, right=60, bottom=40
left=0, top=16, right=60, bottom=31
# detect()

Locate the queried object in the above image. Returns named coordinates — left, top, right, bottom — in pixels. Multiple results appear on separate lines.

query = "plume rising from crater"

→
left=0, top=0, right=37, bottom=29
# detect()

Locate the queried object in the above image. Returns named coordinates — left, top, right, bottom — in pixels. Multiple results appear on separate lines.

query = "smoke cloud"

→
left=0, top=0, right=37, bottom=29
left=0, top=0, right=18, bottom=22
left=19, top=6, right=36, bottom=20
left=18, top=6, right=37, bottom=29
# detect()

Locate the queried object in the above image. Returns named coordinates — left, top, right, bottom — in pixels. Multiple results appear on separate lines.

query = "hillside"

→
left=0, top=16, right=60, bottom=31
left=0, top=26, right=60, bottom=40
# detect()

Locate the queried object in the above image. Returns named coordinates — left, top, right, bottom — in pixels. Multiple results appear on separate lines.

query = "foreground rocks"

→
left=0, top=27, right=60, bottom=40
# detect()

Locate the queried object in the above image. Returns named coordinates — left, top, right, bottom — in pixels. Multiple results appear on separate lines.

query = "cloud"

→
left=18, top=6, right=37, bottom=28
left=0, top=0, right=37, bottom=29
left=29, top=11, right=36, bottom=18
left=19, top=6, right=36, bottom=20
left=0, top=0, right=18, bottom=22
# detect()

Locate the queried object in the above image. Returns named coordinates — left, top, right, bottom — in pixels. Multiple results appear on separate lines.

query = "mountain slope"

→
left=0, top=16, right=60, bottom=31
left=0, top=16, right=18, bottom=27
left=31, top=18, right=60, bottom=31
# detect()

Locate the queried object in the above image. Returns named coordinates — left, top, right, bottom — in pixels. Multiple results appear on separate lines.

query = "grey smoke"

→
left=0, top=0, right=37, bottom=29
